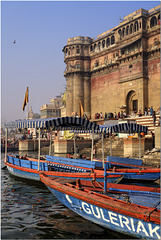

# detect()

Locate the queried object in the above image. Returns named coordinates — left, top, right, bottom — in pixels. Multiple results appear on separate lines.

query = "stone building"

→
left=62, top=5, right=160, bottom=119
left=40, top=94, right=64, bottom=118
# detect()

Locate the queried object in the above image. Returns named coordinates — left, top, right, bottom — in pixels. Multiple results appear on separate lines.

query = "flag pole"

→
left=27, top=87, right=29, bottom=119
left=27, top=101, right=29, bottom=119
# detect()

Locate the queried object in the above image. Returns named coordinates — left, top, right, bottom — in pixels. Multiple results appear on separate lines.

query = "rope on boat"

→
left=91, top=180, right=104, bottom=189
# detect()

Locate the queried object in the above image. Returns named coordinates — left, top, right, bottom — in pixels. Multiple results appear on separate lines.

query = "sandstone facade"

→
left=63, top=5, right=160, bottom=119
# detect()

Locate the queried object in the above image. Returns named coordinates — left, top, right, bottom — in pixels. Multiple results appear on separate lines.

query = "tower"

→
left=63, top=36, right=92, bottom=117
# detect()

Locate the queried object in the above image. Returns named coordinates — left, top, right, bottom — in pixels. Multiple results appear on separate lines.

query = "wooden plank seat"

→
left=47, top=163, right=90, bottom=173
left=106, top=156, right=143, bottom=168
left=46, top=155, right=102, bottom=169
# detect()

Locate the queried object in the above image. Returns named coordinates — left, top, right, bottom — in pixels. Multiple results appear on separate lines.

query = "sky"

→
left=1, top=0, right=160, bottom=123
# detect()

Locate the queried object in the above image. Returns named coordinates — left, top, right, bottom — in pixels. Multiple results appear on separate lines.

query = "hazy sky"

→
left=1, top=0, right=159, bottom=123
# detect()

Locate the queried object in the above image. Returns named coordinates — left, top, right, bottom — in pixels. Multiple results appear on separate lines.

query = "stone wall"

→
left=63, top=5, right=160, bottom=119
left=155, top=127, right=160, bottom=149
left=54, top=139, right=92, bottom=154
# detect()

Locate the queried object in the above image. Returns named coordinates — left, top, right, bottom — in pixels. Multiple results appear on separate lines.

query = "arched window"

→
left=102, top=40, right=105, bottom=48
left=76, top=46, right=80, bottom=54
left=122, top=28, right=125, bottom=37
left=111, top=35, right=115, bottom=45
left=130, top=24, right=133, bottom=34
left=76, top=62, right=80, bottom=69
left=150, top=16, right=157, bottom=28
left=158, top=14, right=160, bottom=25
left=134, top=21, right=139, bottom=32
left=71, top=46, right=74, bottom=55
left=90, top=45, right=93, bottom=52
left=94, top=44, right=97, bottom=52
left=106, top=38, right=110, bottom=47
left=126, top=26, right=129, bottom=35
left=118, top=29, right=122, bottom=40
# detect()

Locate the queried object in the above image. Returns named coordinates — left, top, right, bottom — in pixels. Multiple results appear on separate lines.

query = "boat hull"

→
left=47, top=186, right=160, bottom=239
left=123, top=172, right=160, bottom=181
left=5, top=162, right=121, bottom=183
left=6, top=165, right=40, bottom=181
left=5, top=154, right=160, bottom=182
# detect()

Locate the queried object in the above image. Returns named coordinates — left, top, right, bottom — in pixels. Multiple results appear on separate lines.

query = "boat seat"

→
left=46, top=155, right=101, bottom=169
left=48, top=163, right=90, bottom=173
left=106, top=156, right=143, bottom=168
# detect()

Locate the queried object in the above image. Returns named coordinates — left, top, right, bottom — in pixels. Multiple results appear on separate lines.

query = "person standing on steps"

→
left=152, top=111, right=156, bottom=126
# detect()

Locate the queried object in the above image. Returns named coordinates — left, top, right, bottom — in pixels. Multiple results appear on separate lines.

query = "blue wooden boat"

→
left=47, top=155, right=160, bottom=181
left=5, top=154, right=123, bottom=183
left=5, top=154, right=160, bottom=182
left=40, top=173, right=160, bottom=239
left=4, top=117, right=159, bottom=182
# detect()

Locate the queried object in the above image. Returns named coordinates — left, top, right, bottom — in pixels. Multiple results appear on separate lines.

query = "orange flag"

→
left=79, top=99, right=84, bottom=117
left=22, top=87, right=29, bottom=111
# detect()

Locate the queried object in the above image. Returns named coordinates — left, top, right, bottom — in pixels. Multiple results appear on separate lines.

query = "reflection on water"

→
left=1, top=151, right=134, bottom=239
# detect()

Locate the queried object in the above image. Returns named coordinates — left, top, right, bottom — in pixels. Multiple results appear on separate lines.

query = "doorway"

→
left=126, top=91, right=138, bottom=115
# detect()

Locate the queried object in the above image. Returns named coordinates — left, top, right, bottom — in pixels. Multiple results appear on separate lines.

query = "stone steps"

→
left=80, top=137, right=124, bottom=158
left=135, top=114, right=160, bottom=133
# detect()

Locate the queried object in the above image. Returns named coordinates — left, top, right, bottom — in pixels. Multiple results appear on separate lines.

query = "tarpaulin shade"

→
left=5, top=117, right=99, bottom=131
left=71, top=122, right=148, bottom=134
left=5, top=117, right=148, bottom=133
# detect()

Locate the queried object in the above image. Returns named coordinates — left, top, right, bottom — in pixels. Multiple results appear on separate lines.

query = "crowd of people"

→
left=94, top=106, right=160, bottom=126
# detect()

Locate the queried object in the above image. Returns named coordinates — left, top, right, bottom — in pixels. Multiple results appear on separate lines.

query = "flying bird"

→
left=13, top=40, right=16, bottom=44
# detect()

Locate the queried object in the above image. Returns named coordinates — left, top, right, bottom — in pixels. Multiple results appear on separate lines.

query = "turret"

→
left=62, top=36, right=92, bottom=117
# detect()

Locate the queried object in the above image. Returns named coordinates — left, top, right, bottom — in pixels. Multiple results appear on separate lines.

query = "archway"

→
left=126, top=90, right=138, bottom=115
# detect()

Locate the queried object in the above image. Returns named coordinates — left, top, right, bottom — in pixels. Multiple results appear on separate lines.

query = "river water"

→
left=1, top=151, right=159, bottom=239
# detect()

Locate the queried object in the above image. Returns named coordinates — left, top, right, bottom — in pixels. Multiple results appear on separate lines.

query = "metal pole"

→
left=104, top=162, right=107, bottom=193
left=91, top=130, right=94, bottom=161
left=5, top=128, right=8, bottom=162
left=49, top=131, right=52, bottom=155
left=102, top=133, right=105, bottom=168
left=139, top=134, right=141, bottom=159
left=110, top=134, right=112, bottom=156
left=74, top=131, right=76, bottom=159
left=38, top=128, right=40, bottom=171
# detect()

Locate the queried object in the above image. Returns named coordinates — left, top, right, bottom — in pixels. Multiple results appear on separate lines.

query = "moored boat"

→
left=40, top=173, right=160, bottom=239
left=5, top=154, right=123, bottom=183
left=5, top=154, right=160, bottom=182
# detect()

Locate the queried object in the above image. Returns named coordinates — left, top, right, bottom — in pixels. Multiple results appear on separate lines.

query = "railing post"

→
left=38, top=128, right=40, bottom=171
left=110, top=134, right=112, bottom=156
left=49, top=130, right=52, bottom=156
left=5, top=128, right=8, bottom=163
left=102, top=133, right=105, bottom=168
left=104, top=163, right=107, bottom=193
left=91, top=130, right=94, bottom=161
left=74, top=130, right=76, bottom=159
left=139, top=133, right=141, bottom=159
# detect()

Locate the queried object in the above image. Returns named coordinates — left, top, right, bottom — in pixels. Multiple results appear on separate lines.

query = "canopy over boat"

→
left=5, top=117, right=148, bottom=133
left=71, top=122, right=148, bottom=134
left=5, top=117, right=99, bottom=131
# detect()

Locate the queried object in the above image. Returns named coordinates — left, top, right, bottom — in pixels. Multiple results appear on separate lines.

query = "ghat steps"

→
left=135, top=114, right=160, bottom=133
left=80, top=137, right=124, bottom=158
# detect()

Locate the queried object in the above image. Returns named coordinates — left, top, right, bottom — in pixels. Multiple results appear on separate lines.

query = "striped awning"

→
left=5, top=117, right=148, bottom=134
left=71, top=122, right=148, bottom=134
left=99, top=122, right=148, bottom=134
left=5, top=117, right=99, bottom=131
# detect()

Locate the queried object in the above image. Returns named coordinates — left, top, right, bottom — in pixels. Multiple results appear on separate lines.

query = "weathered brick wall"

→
left=91, top=70, right=120, bottom=116
left=147, top=54, right=160, bottom=110
left=63, top=6, right=160, bottom=118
